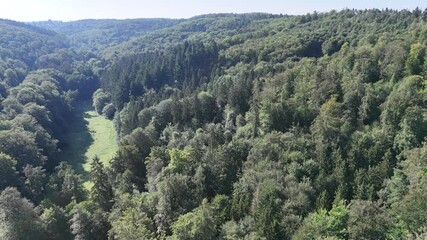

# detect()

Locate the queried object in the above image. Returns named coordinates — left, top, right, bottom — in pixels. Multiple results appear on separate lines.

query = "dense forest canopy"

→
left=1, top=8, right=427, bottom=239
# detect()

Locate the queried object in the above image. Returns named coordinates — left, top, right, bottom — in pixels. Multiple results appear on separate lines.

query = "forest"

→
left=1, top=8, right=427, bottom=239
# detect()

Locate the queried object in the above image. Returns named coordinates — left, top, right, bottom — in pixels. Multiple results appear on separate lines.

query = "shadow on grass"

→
left=58, top=101, right=94, bottom=182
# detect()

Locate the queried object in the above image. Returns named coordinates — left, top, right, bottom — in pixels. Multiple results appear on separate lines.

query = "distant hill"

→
left=30, top=18, right=182, bottom=52
left=0, top=19, right=66, bottom=68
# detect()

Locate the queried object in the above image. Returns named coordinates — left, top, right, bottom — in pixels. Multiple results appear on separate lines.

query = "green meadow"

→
left=58, top=101, right=118, bottom=189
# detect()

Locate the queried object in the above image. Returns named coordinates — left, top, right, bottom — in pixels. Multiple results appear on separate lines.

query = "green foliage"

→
left=155, top=172, right=204, bottom=236
left=90, top=156, right=114, bottom=211
left=108, top=193, right=157, bottom=240
left=0, top=153, right=17, bottom=190
left=102, top=103, right=116, bottom=119
left=382, top=75, right=424, bottom=131
left=387, top=143, right=427, bottom=237
left=405, top=43, right=426, bottom=75
left=311, top=96, right=344, bottom=145
left=0, top=128, right=42, bottom=168
left=110, top=208, right=156, bottom=240
left=31, top=18, right=181, bottom=53
left=110, top=144, right=147, bottom=192
left=254, top=180, right=284, bottom=240
left=70, top=205, right=93, bottom=240
left=92, top=88, right=111, bottom=114
left=0, top=19, right=66, bottom=69
left=293, top=201, right=349, bottom=240
left=70, top=202, right=111, bottom=240
left=47, top=162, right=85, bottom=206
left=167, top=148, right=191, bottom=173
left=2, top=9, right=427, bottom=240
left=348, top=200, right=390, bottom=240
left=23, top=164, right=47, bottom=203
left=171, top=199, right=217, bottom=240
left=0, top=187, right=47, bottom=240
left=41, top=205, right=73, bottom=240
left=220, top=216, right=260, bottom=240
left=71, top=202, right=111, bottom=240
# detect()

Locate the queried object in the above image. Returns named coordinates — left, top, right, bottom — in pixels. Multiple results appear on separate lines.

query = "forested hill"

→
left=31, top=18, right=182, bottom=52
left=0, top=19, right=66, bottom=69
left=1, top=9, right=427, bottom=240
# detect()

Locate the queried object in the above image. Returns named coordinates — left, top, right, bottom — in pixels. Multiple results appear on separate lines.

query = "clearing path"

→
left=58, top=101, right=118, bottom=189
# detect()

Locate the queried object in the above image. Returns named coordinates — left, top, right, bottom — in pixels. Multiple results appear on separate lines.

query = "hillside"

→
left=98, top=10, right=427, bottom=239
left=1, top=9, right=427, bottom=240
left=31, top=18, right=182, bottom=53
left=0, top=19, right=67, bottom=86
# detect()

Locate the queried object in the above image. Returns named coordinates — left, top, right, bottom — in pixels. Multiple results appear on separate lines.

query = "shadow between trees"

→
left=58, top=101, right=94, bottom=182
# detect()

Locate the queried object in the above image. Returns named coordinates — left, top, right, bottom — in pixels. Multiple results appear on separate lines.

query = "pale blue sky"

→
left=1, top=0, right=426, bottom=22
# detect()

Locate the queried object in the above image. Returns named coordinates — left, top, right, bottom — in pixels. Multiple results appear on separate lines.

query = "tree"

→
left=90, top=156, right=114, bottom=211
left=0, top=128, right=43, bottom=169
left=70, top=205, right=93, bottom=240
left=102, top=103, right=116, bottom=119
left=311, top=96, right=344, bottom=145
left=92, top=88, right=111, bottom=114
left=0, top=187, right=47, bottom=239
left=405, top=43, right=425, bottom=75
left=381, top=75, right=423, bottom=131
left=220, top=216, right=259, bottom=240
left=70, top=202, right=111, bottom=240
left=121, top=127, right=157, bottom=158
left=0, top=153, right=18, bottom=190
left=393, top=106, right=427, bottom=153
left=145, top=146, right=169, bottom=192
left=231, top=177, right=254, bottom=221
left=22, top=103, right=53, bottom=130
left=293, top=201, right=349, bottom=240
left=171, top=199, right=217, bottom=240
left=41, top=205, right=73, bottom=240
left=210, top=194, right=231, bottom=226
left=389, top=143, right=427, bottom=236
left=111, top=144, right=147, bottom=192
left=391, top=185, right=427, bottom=236
left=110, top=208, right=156, bottom=240
left=155, top=173, right=202, bottom=236
left=108, top=193, right=157, bottom=240
left=197, top=91, right=218, bottom=123
left=348, top=200, right=390, bottom=240
left=254, top=180, right=284, bottom=240
left=23, top=164, right=47, bottom=203
left=167, top=147, right=192, bottom=174
left=47, top=162, right=85, bottom=206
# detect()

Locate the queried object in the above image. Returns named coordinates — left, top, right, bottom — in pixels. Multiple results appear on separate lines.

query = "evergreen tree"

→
left=90, top=156, right=114, bottom=211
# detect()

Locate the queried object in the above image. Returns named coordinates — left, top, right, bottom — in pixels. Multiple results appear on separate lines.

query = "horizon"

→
left=0, top=0, right=426, bottom=22
left=21, top=8, right=427, bottom=23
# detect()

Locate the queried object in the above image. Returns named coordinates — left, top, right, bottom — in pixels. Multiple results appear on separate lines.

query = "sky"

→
left=0, top=0, right=426, bottom=22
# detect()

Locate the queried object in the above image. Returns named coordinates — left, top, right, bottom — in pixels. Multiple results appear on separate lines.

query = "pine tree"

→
left=90, top=156, right=114, bottom=211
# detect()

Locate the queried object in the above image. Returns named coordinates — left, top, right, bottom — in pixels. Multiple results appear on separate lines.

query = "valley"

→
left=58, top=101, right=117, bottom=189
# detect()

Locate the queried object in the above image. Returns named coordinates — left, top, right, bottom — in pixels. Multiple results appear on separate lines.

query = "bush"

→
left=102, top=103, right=116, bottom=119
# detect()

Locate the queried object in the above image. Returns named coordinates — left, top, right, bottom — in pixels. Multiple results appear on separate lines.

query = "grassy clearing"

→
left=58, top=101, right=118, bottom=190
